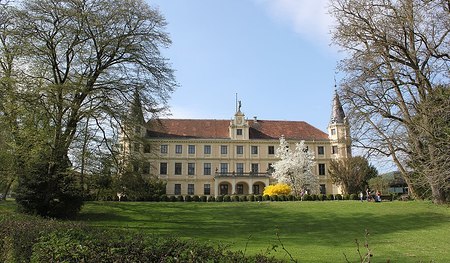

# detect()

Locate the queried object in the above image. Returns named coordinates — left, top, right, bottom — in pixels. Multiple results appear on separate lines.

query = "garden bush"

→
left=318, top=194, right=326, bottom=201
left=349, top=194, right=358, bottom=200
left=185, top=195, right=193, bottom=202
left=200, top=195, right=207, bottom=202
left=270, top=195, right=279, bottom=201
left=303, top=194, right=313, bottom=201
left=223, top=195, right=231, bottom=202
left=1, top=214, right=283, bottom=263
left=216, top=195, right=224, bottom=202
left=247, top=194, right=255, bottom=202
left=335, top=194, right=343, bottom=200
left=232, top=195, right=240, bottom=202
left=169, top=196, right=177, bottom=202
left=263, top=195, right=270, bottom=201
left=239, top=195, right=247, bottom=202
left=327, top=194, right=334, bottom=201
left=256, top=195, right=263, bottom=201
left=343, top=194, right=350, bottom=200
left=160, top=195, right=169, bottom=202
left=193, top=195, right=200, bottom=202
left=207, top=196, right=215, bottom=202
left=311, top=194, right=318, bottom=201
left=176, top=195, right=184, bottom=202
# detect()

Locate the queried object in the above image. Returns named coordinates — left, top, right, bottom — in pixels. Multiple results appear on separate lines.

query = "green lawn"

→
left=75, top=201, right=450, bottom=262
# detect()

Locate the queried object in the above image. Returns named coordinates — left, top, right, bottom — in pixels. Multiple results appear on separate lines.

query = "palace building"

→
left=121, top=92, right=350, bottom=197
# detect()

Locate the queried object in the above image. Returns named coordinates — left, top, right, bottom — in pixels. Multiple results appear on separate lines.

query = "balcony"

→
left=214, top=172, right=272, bottom=178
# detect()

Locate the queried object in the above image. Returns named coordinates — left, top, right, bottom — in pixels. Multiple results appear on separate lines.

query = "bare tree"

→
left=329, top=0, right=449, bottom=203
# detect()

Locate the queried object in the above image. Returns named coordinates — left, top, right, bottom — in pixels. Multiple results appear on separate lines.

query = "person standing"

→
left=359, top=191, right=364, bottom=202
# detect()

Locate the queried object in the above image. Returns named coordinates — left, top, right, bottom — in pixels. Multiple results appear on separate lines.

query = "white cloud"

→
left=254, top=0, right=334, bottom=46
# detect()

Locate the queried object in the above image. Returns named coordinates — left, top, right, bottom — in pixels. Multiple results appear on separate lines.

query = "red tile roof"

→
left=146, top=119, right=329, bottom=141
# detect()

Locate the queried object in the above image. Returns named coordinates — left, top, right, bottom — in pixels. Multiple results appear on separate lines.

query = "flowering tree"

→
left=271, top=136, right=319, bottom=196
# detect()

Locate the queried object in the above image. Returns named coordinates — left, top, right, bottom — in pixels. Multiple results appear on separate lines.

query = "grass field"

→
left=73, top=201, right=450, bottom=262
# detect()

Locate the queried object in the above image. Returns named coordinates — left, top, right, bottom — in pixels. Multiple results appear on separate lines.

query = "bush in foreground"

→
left=0, top=214, right=283, bottom=263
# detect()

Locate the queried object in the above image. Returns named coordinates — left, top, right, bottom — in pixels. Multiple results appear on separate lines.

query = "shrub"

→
left=223, top=195, right=231, bottom=202
left=0, top=215, right=283, bottom=263
left=278, top=195, right=286, bottom=201
left=350, top=194, right=358, bottom=200
left=15, top=160, right=84, bottom=219
left=263, top=195, right=270, bottom=201
left=216, top=195, right=223, bottom=202
left=185, top=195, right=193, bottom=202
left=311, top=194, right=318, bottom=201
left=176, top=195, right=184, bottom=202
left=327, top=194, right=334, bottom=201
left=263, top=183, right=292, bottom=196
left=247, top=194, right=255, bottom=202
left=270, top=195, right=279, bottom=201
left=318, top=194, right=326, bottom=201
left=335, top=194, right=343, bottom=200
left=239, top=195, right=247, bottom=202
left=207, top=196, right=215, bottom=202
left=343, top=194, right=350, bottom=200
left=303, top=194, right=313, bottom=201
left=193, top=195, right=200, bottom=202
left=287, top=195, right=295, bottom=201
left=160, top=195, right=169, bottom=202
left=256, top=195, right=263, bottom=202
left=200, top=195, right=207, bottom=202
left=232, top=195, right=240, bottom=202
left=169, top=196, right=176, bottom=202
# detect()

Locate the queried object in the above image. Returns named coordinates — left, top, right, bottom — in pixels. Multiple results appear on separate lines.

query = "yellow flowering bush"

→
left=263, top=183, right=292, bottom=196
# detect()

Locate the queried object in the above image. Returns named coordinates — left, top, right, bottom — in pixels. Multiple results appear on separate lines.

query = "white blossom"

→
left=271, top=136, right=319, bottom=195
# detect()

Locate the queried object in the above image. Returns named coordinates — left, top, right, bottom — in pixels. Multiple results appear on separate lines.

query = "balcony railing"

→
left=214, top=172, right=272, bottom=178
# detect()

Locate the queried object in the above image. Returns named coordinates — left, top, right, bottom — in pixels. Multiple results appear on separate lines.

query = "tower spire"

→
left=330, top=90, right=345, bottom=124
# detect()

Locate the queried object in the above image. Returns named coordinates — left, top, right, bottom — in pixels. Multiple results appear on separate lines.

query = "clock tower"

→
left=229, top=101, right=249, bottom=140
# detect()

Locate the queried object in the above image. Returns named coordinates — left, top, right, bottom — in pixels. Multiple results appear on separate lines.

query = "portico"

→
left=214, top=172, right=271, bottom=196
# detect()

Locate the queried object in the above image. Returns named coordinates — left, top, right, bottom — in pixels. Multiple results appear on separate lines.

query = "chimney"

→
left=253, top=116, right=258, bottom=123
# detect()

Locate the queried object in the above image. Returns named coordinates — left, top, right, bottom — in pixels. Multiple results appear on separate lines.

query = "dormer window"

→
left=236, top=129, right=243, bottom=135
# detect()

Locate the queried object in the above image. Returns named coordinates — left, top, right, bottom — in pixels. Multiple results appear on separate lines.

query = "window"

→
left=236, top=163, right=244, bottom=174
left=318, top=146, right=324, bottom=155
left=220, top=163, right=228, bottom=174
left=188, top=145, right=195, bottom=154
left=133, top=162, right=139, bottom=172
left=188, top=184, right=194, bottom=195
left=220, top=145, right=228, bottom=154
left=251, top=163, right=259, bottom=173
left=318, top=163, right=326, bottom=175
left=174, top=184, right=181, bottom=195
left=204, top=184, right=211, bottom=195
left=175, top=163, right=182, bottom=175
left=160, top=162, right=167, bottom=175
left=236, top=129, right=243, bottom=135
left=236, top=184, right=244, bottom=195
left=142, top=162, right=150, bottom=174
left=160, top=144, right=168, bottom=154
left=133, top=142, right=140, bottom=152
left=144, top=144, right=151, bottom=153
left=320, top=184, right=326, bottom=194
left=251, top=146, right=258, bottom=154
left=188, top=163, right=195, bottom=175
left=204, top=163, right=211, bottom=175
left=332, top=146, right=338, bottom=154
left=236, top=145, right=244, bottom=155
left=331, top=129, right=336, bottom=135
left=175, top=145, right=182, bottom=154
left=268, top=146, right=275, bottom=155
left=253, top=185, right=260, bottom=195
left=204, top=145, right=211, bottom=154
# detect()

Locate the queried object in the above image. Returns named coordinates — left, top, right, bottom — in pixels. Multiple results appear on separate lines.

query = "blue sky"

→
left=149, top=0, right=341, bottom=132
